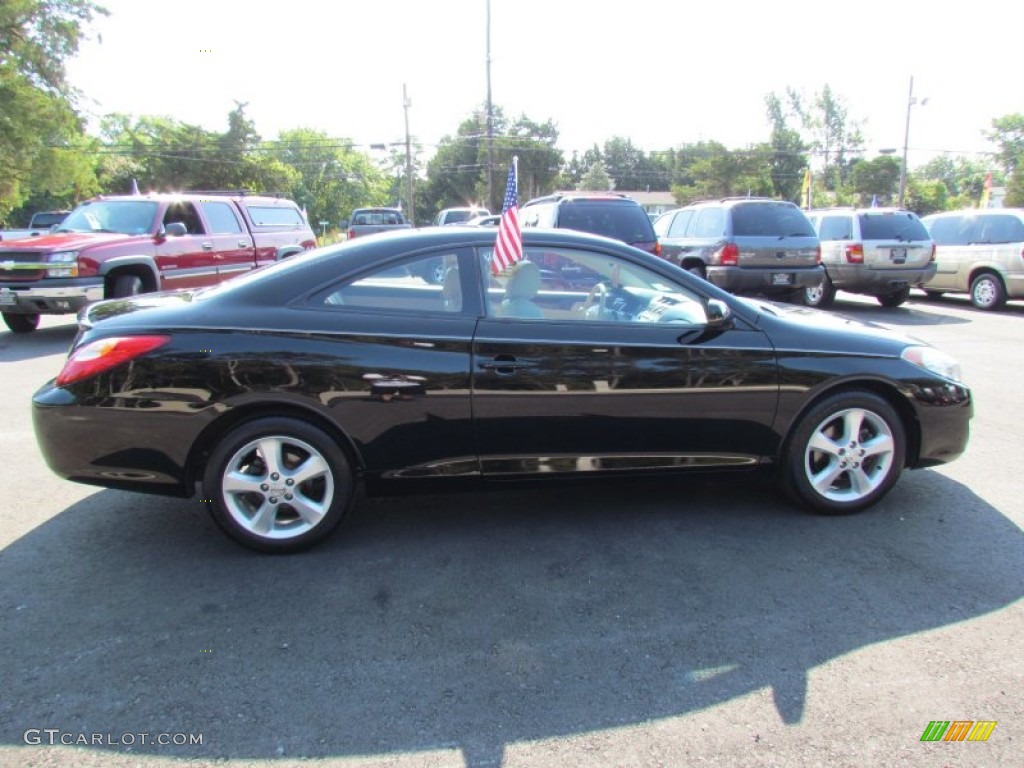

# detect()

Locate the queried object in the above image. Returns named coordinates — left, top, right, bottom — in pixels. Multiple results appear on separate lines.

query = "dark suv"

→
left=519, top=193, right=661, bottom=256
left=654, top=198, right=822, bottom=296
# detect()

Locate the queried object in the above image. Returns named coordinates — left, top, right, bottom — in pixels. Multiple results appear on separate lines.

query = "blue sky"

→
left=68, top=0, right=1023, bottom=167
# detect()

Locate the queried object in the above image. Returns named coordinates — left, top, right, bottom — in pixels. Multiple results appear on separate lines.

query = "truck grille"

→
left=0, top=251, right=46, bottom=281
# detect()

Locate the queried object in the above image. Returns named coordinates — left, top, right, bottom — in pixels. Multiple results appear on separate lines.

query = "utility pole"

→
left=898, top=76, right=927, bottom=209
left=403, top=84, right=414, bottom=225
left=485, top=0, right=494, bottom=210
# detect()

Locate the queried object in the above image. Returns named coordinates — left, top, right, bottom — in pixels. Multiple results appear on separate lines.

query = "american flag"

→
left=492, top=158, right=522, bottom=274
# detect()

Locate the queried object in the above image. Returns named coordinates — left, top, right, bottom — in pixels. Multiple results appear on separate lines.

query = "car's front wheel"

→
left=2, top=312, right=40, bottom=333
left=203, top=417, right=355, bottom=553
left=782, top=391, right=905, bottom=515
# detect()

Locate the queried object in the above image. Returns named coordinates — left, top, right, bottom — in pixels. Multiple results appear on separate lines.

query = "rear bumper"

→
left=826, top=263, right=936, bottom=294
left=706, top=265, right=824, bottom=293
left=0, top=279, right=104, bottom=315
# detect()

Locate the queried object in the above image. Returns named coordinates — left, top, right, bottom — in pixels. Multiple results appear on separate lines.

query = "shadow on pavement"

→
left=1, top=471, right=1020, bottom=766
left=0, top=323, right=76, bottom=363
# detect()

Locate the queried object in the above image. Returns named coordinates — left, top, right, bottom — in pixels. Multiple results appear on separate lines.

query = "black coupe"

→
left=32, top=228, right=972, bottom=552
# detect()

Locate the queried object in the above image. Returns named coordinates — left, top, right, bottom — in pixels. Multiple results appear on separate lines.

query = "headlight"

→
left=901, top=345, right=963, bottom=382
left=45, top=250, right=79, bottom=278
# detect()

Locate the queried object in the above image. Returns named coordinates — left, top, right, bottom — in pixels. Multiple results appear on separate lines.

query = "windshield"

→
left=58, top=201, right=159, bottom=235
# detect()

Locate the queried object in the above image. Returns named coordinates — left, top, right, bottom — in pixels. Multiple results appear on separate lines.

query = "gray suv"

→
left=653, top=198, right=822, bottom=296
left=804, top=208, right=936, bottom=308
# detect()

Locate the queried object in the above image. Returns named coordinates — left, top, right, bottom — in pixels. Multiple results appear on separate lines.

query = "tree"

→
left=577, top=160, right=612, bottom=191
left=850, top=156, right=901, bottom=205
left=0, top=0, right=105, bottom=219
left=764, top=93, right=809, bottom=203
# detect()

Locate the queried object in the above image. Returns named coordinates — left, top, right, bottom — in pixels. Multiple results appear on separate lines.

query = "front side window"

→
left=925, top=215, right=972, bottom=246
left=480, top=247, right=707, bottom=325
left=318, top=251, right=466, bottom=314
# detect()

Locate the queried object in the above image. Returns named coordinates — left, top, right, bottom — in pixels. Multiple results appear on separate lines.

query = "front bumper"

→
left=0, top=279, right=105, bottom=315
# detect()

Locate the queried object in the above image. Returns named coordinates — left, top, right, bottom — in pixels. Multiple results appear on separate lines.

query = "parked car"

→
left=465, top=214, right=501, bottom=227
left=519, top=192, right=661, bottom=256
left=802, top=207, right=936, bottom=308
left=653, top=198, right=822, bottom=297
left=433, top=206, right=491, bottom=226
left=0, top=210, right=71, bottom=241
left=345, top=208, right=411, bottom=240
left=33, top=227, right=971, bottom=553
left=0, top=193, right=315, bottom=333
left=920, top=208, right=1024, bottom=310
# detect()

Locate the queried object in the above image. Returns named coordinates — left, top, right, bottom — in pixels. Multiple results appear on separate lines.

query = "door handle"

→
left=479, top=355, right=539, bottom=375
left=202, top=241, right=214, bottom=250
left=238, top=240, right=250, bottom=248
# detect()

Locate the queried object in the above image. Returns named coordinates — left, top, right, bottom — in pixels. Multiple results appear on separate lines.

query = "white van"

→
left=921, top=209, right=1024, bottom=310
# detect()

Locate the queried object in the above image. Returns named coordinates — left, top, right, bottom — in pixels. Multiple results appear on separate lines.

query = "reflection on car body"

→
left=32, top=227, right=972, bottom=553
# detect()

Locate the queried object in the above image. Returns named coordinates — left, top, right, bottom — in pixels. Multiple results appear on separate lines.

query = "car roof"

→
left=93, top=192, right=295, bottom=206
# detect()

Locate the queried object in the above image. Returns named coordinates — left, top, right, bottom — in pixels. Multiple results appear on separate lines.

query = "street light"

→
left=897, top=76, right=928, bottom=208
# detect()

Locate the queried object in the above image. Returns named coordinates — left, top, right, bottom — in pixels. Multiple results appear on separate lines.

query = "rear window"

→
left=732, top=203, right=815, bottom=237
left=858, top=212, right=929, bottom=241
left=556, top=202, right=656, bottom=244
left=246, top=205, right=306, bottom=227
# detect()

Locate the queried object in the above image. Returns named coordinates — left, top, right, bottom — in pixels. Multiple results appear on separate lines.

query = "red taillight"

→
left=815, top=245, right=822, bottom=264
left=653, top=241, right=662, bottom=257
left=719, top=243, right=739, bottom=266
left=346, top=229, right=355, bottom=240
left=845, top=243, right=864, bottom=263
left=56, top=335, right=171, bottom=386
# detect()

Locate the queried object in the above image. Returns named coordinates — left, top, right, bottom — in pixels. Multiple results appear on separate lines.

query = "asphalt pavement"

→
left=1, top=291, right=1021, bottom=768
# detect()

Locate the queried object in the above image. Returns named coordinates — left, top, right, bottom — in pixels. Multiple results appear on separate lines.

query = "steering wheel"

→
left=582, top=281, right=610, bottom=320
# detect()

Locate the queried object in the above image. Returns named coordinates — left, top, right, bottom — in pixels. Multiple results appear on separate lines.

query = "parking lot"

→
left=1, top=291, right=1021, bottom=768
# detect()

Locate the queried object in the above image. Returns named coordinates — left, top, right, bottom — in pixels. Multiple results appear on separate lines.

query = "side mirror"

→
left=164, top=222, right=188, bottom=237
left=706, top=298, right=732, bottom=328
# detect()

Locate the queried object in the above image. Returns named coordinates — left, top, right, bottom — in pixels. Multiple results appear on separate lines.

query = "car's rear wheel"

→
left=877, top=287, right=911, bottom=308
left=803, top=276, right=836, bottom=308
left=969, top=272, right=1006, bottom=311
left=3, top=312, right=40, bottom=333
left=203, top=417, right=355, bottom=553
left=782, top=391, right=905, bottom=515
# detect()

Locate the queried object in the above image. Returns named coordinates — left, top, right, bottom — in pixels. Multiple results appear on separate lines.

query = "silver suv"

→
left=804, top=208, right=936, bottom=308
left=653, top=198, right=821, bottom=297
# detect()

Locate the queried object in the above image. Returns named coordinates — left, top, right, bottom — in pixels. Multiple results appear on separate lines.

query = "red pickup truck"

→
left=0, top=192, right=317, bottom=333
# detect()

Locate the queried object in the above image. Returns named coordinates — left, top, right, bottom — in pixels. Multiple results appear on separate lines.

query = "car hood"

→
left=0, top=231, right=139, bottom=251
left=742, top=298, right=923, bottom=354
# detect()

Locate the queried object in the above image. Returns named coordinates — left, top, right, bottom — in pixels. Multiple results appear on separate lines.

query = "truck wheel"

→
left=877, top=287, right=911, bottom=308
left=804, top=276, right=836, bottom=308
left=3, top=312, right=40, bottom=333
left=110, top=274, right=144, bottom=299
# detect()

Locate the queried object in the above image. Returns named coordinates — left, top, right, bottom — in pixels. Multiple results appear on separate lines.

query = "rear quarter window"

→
left=246, top=205, right=306, bottom=227
left=974, top=214, right=1024, bottom=244
left=818, top=215, right=853, bottom=241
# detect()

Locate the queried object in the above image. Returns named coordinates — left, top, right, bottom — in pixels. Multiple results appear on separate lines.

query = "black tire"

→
left=781, top=390, right=906, bottom=515
left=202, top=417, right=355, bottom=553
left=969, top=272, right=1006, bottom=311
left=110, top=273, right=144, bottom=299
left=421, top=259, right=447, bottom=285
left=682, top=262, right=707, bottom=281
left=2, top=312, right=40, bottom=333
left=877, top=286, right=911, bottom=308
left=803, top=276, right=836, bottom=308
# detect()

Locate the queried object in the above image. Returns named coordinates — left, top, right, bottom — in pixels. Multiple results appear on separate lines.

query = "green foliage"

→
left=577, top=161, right=612, bottom=191
left=0, top=0, right=105, bottom=219
left=850, top=156, right=901, bottom=205
left=985, top=114, right=1024, bottom=174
